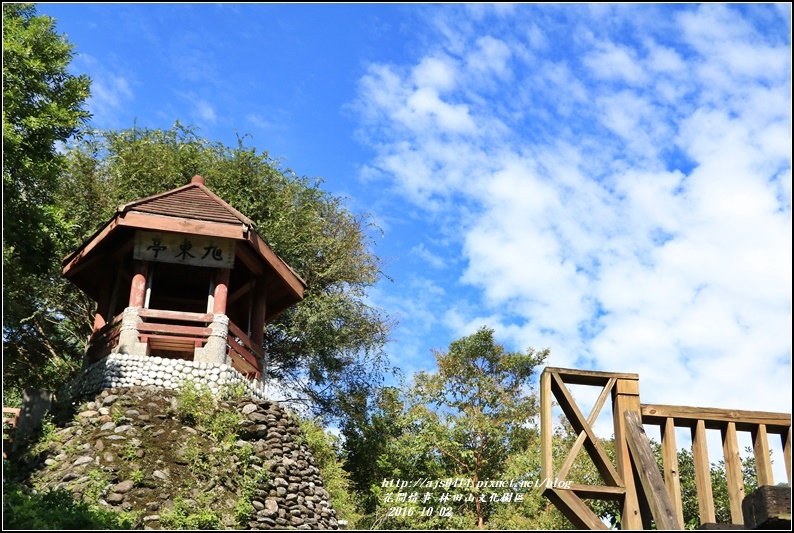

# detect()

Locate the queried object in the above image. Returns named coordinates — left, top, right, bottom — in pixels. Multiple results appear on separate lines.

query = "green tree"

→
left=676, top=446, right=758, bottom=529
left=355, top=328, right=549, bottom=529
left=340, top=385, right=411, bottom=516
left=50, top=124, right=393, bottom=420
left=2, top=3, right=92, bottom=399
left=411, top=327, right=548, bottom=528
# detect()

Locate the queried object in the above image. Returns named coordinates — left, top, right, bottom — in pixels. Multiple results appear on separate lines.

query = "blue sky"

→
left=41, top=3, right=791, bottom=448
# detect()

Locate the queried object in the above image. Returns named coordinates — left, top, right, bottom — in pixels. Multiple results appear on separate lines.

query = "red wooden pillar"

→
left=250, top=276, right=268, bottom=347
left=212, top=268, right=230, bottom=315
left=92, top=280, right=111, bottom=333
left=128, top=260, right=149, bottom=308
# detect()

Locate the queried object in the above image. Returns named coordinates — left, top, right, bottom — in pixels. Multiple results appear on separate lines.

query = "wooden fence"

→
left=84, top=308, right=263, bottom=379
left=540, top=367, right=791, bottom=530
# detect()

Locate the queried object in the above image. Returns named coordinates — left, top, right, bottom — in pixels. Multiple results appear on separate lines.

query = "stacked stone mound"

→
left=235, top=397, right=339, bottom=530
left=17, top=386, right=338, bottom=530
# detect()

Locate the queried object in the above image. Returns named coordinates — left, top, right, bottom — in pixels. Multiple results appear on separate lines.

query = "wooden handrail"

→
left=227, top=321, right=264, bottom=359
left=92, top=312, right=125, bottom=338
left=138, top=308, right=213, bottom=322
left=540, top=367, right=792, bottom=530
left=83, top=306, right=265, bottom=383
left=643, top=408, right=792, bottom=527
left=137, top=322, right=212, bottom=337
left=225, top=321, right=263, bottom=379
left=642, top=404, right=791, bottom=433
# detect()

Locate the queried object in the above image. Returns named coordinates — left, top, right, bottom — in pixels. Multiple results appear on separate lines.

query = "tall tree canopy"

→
left=2, top=2, right=92, bottom=397
left=49, top=124, right=394, bottom=419
left=344, top=327, right=553, bottom=529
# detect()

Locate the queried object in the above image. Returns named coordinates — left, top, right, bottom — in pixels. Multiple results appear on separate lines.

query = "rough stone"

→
left=114, top=480, right=135, bottom=493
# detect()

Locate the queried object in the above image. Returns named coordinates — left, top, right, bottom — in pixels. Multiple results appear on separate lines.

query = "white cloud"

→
left=354, top=4, right=791, bottom=418
left=412, top=56, right=457, bottom=92
left=466, top=36, right=513, bottom=79
left=410, top=243, right=446, bottom=269
left=73, top=55, right=134, bottom=127
left=583, top=41, right=647, bottom=85
left=179, top=91, right=217, bottom=125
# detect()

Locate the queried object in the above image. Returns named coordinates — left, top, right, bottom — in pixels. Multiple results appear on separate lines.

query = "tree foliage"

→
left=410, top=327, right=548, bottom=528
left=341, top=327, right=557, bottom=529
left=48, top=124, right=394, bottom=419
left=2, top=3, right=92, bottom=399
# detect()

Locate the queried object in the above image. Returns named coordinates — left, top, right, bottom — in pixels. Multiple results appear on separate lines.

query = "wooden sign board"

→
left=134, top=231, right=235, bottom=269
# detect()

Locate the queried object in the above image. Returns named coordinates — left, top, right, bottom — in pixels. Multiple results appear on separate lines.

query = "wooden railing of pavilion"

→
left=84, top=308, right=263, bottom=379
left=540, top=367, right=792, bottom=530
left=85, top=313, right=125, bottom=364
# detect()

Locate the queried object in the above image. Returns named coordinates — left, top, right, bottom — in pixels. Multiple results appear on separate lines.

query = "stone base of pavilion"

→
left=60, top=352, right=268, bottom=401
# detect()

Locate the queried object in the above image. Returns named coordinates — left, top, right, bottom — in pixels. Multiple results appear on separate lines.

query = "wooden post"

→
left=250, top=277, right=267, bottom=347
left=128, top=260, right=148, bottom=308
left=752, top=424, right=774, bottom=486
left=212, top=268, right=230, bottom=315
left=783, top=427, right=792, bottom=486
left=612, top=376, right=643, bottom=529
left=742, top=485, right=792, bottom=530
left=624, top=411, right=682, bottom=529
left=544, top=488, right=610, bottom=530
left=541, top=370, right=553, bottom=482
left=661, top=417, right=685, bottom=528
left=691, top=419, right=716, bottom=524
left=721, top=422, right=746, bottom=524
left=92, top=280, right=111, bottom=333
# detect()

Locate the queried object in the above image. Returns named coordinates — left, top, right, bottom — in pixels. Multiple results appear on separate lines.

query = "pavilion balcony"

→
left=84, top=308, right=263, bottom=380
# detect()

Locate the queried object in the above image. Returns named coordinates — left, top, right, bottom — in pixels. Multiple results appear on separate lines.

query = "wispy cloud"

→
left=354, top=4, right=791, bottom=415
left=71, top=55, right=134, bottom=128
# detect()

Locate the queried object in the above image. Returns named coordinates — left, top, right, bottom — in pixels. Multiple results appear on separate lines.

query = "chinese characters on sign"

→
left=134, top=231, right=235, bottom=269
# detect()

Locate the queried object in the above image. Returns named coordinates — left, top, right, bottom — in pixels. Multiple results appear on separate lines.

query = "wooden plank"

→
left=227, top=343, right=261, bottom=375
left=691, top=419, right=716, bottom=524
left=118, top=211, right=245, bottom=240
left=721, top=422, right=745, bottom=524
left=227, top=321, right=264, bottom=359
left=90, top=312, right=124, bottom=337
left=137, top=323, right=212, bottom=337
left=227, top=280, right=255, bottom=305
left=134, top=230, right=235, bottom=269
left=138, top=308, right=213, bottom=322
left=551, top=373, right=622, bottom=487
left=661, top=417, right=685, bottom=529
left=612, top=377, right=642, bottom=529
left=568, top=484, right=625, bottom=500
left=559, top=378, right=616, bottom=481
left=783, top=427, right=791, bottom=486
left=545, top=366, right=639, bottom=386
left=642, top=404, right=791, bottom=434
left=543, top=488, right=609, bottom=530
left=742, top=485, right=792, bottom=530
left=62, top=217, right=121, bottom=274
left=752, top=424, right=774, bottom=486
left=558, top=431, right=588, bottom=482
left=246, top=231, right=305, bottom=298
left=540, top=370, right=553, bottom=481
left=624, top=411, right=682, bottom=529
left=143, top=334, right=203, bottom=345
